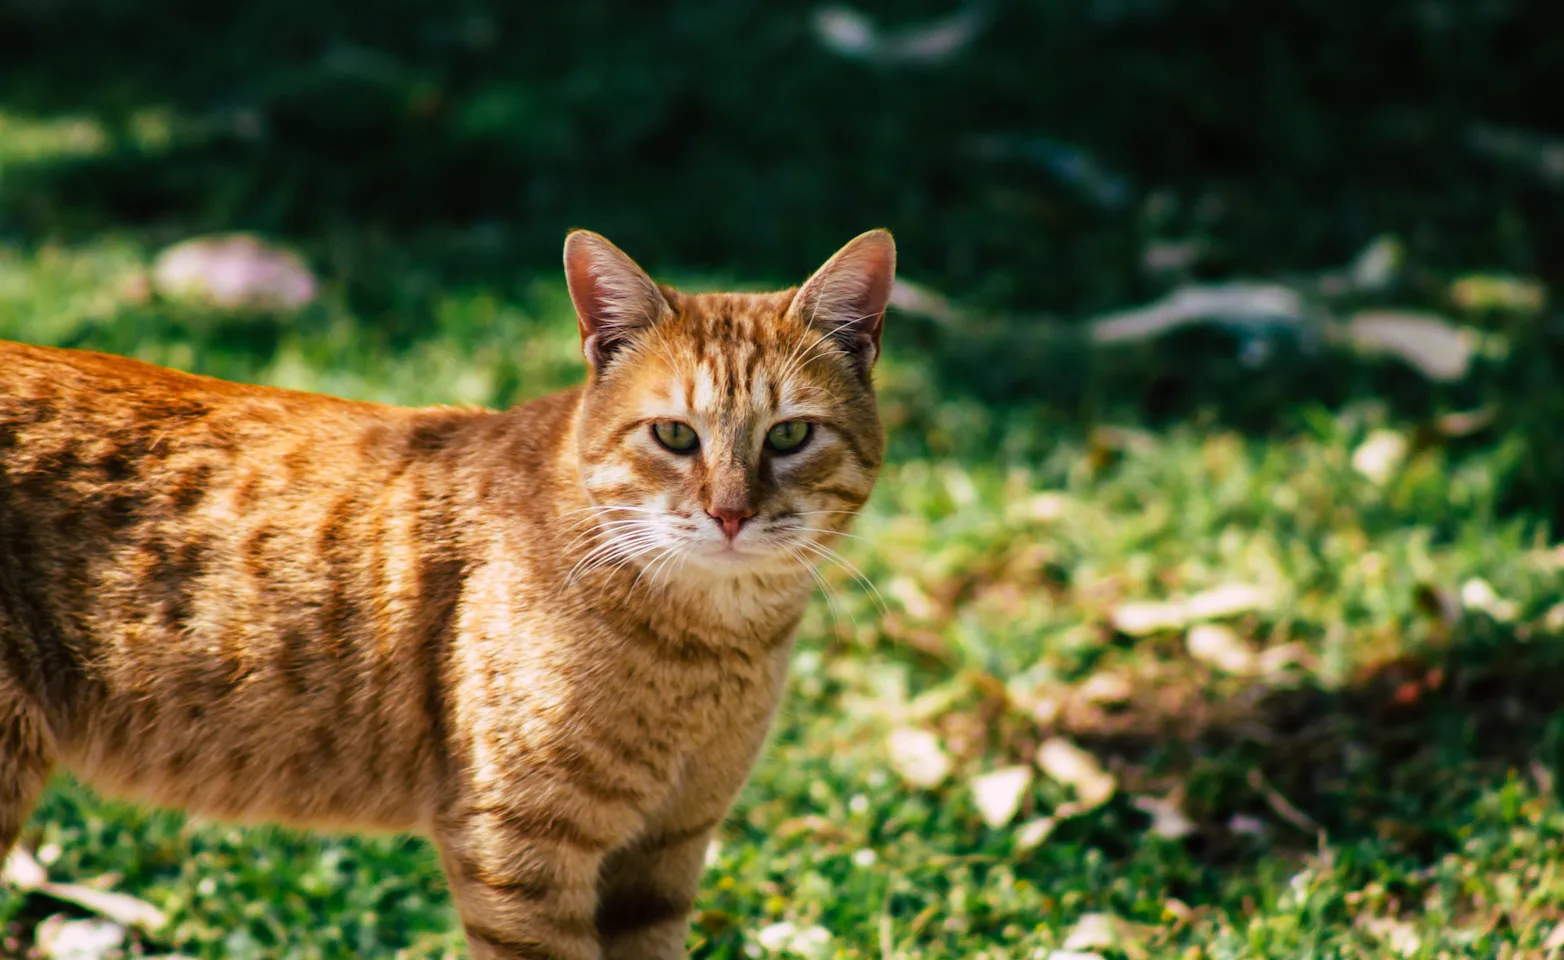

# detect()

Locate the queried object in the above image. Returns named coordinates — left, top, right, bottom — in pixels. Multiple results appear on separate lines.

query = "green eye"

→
left=652, top=421, right=700, bottom=453
left=765, top=420, right=812, bottom=454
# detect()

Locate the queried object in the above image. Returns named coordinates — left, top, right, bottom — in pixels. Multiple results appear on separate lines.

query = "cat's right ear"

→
left=563, top=230, right=671, bottom=372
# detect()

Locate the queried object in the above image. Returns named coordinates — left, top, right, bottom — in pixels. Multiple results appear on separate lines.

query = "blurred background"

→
left=5, top=1, right=1564, bottom=958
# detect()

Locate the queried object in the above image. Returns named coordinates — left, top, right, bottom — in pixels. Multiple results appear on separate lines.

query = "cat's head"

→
left=564, top=229, right=893, bottom=580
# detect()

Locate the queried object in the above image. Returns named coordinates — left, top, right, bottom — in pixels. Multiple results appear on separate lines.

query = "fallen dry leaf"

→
left=969, top=766, right=1034, bottom=829
left=1007, top=491, right=1073, bottom=524
left=1362, top=916, right=1422, bottom=957
left=1469, top=124, right=1564, bottom=186
left=1460, top=577, right=1520, bottom=622
left=1344, top=310, right=1475, bottom=382
left=1256, top=642, right=1311, bottom=676
left=1133, top=789, right=1197, bottom=839
left=1088, top=282, right=1307, bottom=346
left=888, top=277, right=971, bottom=328
left=4, top=847, right=165, bottom=931
left=4, top=847, right=48, bottom=888
left=1075, top=672, right=1133, bottom=705
left=35, top=916, right=126, bottom=960
left=886, top=727, right=953, bottom=789
left=812, top=4, right=988, bottom=66
left=1014, top=816, right=1056, bottom=851
left=1352, top=430, right=1408, bottom=485
left=1111, top=584, right=1273, bottom=636
left=1036, top=738, right=1116, bottom=812
left=1542, top=920, right=1564, bottom=954
left=755, top=920, right=833, bottom=958
left=1062, top=913, right=1151, bottom=960
left=886, top=577, right=939, bottom=621
left=1186, top=622, right=1258, bottom=674
left=1062, top=914, right=1117, bottom=950
left=1346, top=235, right=1404, bottom=292
left=1182, top=583, right=1274, bottom=620
left=1450, top=272, right=1547, bottom=313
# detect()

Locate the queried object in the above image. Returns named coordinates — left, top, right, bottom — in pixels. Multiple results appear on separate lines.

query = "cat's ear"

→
left=788, top=229, right=896, bottom=368
left=563, top=230, right=671, bottom=371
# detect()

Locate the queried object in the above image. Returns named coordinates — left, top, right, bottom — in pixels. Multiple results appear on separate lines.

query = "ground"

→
left=5, top=226, right=1564, bottom=959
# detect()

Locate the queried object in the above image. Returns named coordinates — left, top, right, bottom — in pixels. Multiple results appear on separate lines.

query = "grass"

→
left=5, top=2, right=1564, bottom=955
left=4, top=230, right=1564, bottom=960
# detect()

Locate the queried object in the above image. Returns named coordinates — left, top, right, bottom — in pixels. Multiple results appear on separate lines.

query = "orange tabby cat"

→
left=0, top=229, right=895, bottom=959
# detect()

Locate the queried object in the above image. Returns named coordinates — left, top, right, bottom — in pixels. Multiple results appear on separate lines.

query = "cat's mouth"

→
left=698, top=538, right=761, bottom=560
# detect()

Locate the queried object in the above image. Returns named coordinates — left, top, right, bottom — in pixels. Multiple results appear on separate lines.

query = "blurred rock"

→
left=151, top=233, right=317, bottom=311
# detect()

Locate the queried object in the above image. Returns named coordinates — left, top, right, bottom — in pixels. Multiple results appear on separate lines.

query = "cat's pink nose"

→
left=707, top=505, right=755, bottom=541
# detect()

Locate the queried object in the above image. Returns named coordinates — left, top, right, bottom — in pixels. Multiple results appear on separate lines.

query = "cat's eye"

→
left=652, top=421, right=700, bottom=453
left=765, top=420, right=812, bottom=454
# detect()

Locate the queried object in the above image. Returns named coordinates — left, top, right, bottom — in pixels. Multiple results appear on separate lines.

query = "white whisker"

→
left=784, top=543, right=850, bottom=632
left=790, top=537, right=887, bottom=614
left=791, top=526, right=867, bottom=542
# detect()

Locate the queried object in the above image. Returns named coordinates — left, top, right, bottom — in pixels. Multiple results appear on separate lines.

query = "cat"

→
left=0, top=228, right=895, bottom=960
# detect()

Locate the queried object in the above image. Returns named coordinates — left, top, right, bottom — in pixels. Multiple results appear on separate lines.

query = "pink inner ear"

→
left=795, top=231, right=897, bottom=353
left=849, top=241, right=896, bottom=327
left=562, top=232, right=666, bottom=357
left=563, top=237, right=613, bottom=340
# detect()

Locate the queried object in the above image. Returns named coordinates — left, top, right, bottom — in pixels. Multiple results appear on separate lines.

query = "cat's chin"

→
left=681, top=541, right=796, bottom=577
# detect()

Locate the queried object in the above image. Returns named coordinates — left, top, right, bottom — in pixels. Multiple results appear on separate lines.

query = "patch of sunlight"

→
left=0, top=237, right=150, bottom=343
left=0, top=111, right=111, bottom=166
left=0, top=106, right=193, bottom=172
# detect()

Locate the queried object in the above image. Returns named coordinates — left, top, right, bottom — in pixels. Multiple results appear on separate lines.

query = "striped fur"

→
left=0, top=230, right=895, bottom=959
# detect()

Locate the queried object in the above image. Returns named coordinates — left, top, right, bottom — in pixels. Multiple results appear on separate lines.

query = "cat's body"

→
left=0, top=230, right=896, bottom=960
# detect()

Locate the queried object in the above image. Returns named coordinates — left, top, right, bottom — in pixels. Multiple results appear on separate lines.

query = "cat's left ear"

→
left=788, top=228, right=896, bottom=368
left=564, top=230, right=672, bottom=371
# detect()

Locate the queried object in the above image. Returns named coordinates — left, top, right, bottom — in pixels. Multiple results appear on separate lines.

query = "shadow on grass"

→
left=1047, top=619, right=1564, bottom=880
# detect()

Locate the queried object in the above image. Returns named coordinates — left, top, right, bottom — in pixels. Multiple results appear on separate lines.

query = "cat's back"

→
left=0, top=338, right=421, bottom=607
left=0, top=340, right=537, bottom=825
left=0, top=338, right=379, bottom=455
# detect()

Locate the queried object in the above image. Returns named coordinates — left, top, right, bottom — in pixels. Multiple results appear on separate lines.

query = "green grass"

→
left=5, top=2, right=1564, bottom=955
left=3, top=229, right=1564, bottom=959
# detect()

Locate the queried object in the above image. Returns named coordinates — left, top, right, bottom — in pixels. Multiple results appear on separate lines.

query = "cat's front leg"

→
left=0, top=695, right=55, bottom=858
left=437, top=799, right=633, bottom=960
left=596, top=817, right=720, bottom=960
